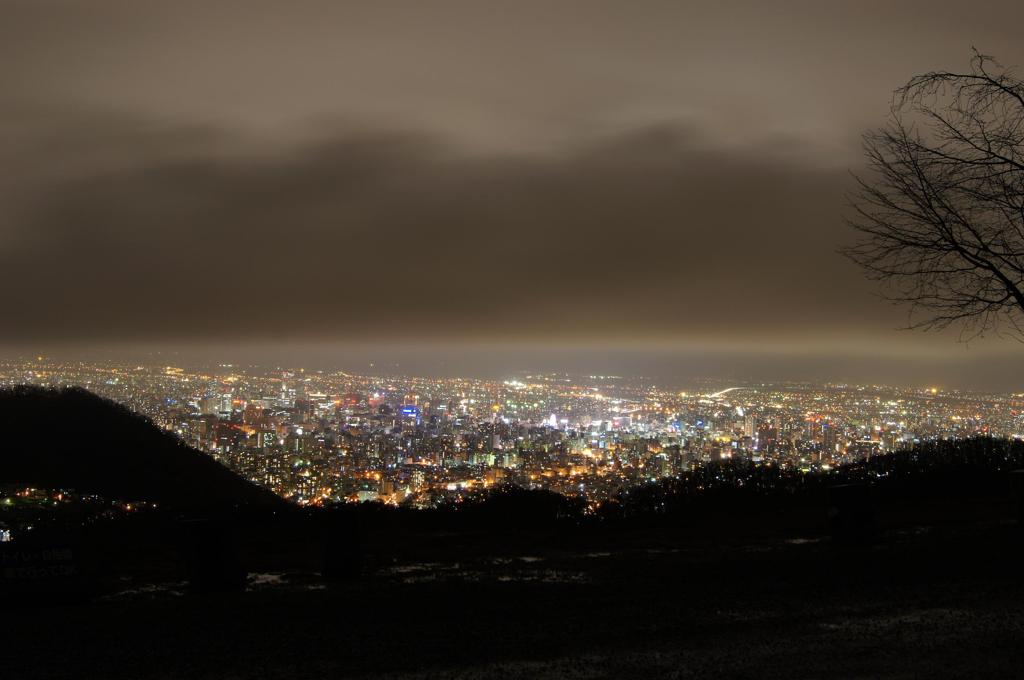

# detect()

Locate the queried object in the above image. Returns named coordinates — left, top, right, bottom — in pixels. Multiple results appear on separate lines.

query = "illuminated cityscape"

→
left=5, top=358, right=1021, bottom=507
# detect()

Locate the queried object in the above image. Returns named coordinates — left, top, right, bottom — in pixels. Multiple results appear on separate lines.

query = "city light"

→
left=1, top=358, right=1017, bottom=507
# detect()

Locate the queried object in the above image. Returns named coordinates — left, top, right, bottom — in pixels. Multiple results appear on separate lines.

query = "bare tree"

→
left=844, top=50, right=1024, bottom=341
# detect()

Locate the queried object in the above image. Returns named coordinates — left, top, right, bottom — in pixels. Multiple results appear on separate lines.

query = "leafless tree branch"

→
left=843, top=50, right=1024, bottom=342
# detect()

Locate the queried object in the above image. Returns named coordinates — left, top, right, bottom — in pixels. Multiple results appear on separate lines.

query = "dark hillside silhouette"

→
left=599, top=437, right=1024, bottom=521
left=0, top=386, right=284, bottom=512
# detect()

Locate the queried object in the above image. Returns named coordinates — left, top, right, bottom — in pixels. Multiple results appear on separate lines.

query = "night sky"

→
left=3, top=1, right=1024, bottom=388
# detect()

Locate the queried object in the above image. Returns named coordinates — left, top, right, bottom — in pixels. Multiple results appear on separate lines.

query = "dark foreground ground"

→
left=4, top=496, right=1024, bottom=680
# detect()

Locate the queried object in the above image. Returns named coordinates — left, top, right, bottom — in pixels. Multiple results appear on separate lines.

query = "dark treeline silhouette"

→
left=315, top=486, right=587, bottom=536
left=596, top=437, right=1024, bottom=521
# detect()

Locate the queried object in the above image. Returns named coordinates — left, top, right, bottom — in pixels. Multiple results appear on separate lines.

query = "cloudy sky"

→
left=3, top=1, right=1024, bottom=387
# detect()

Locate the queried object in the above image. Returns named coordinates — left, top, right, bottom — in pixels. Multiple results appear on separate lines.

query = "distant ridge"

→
left=0, top=386, right=285, bottom=512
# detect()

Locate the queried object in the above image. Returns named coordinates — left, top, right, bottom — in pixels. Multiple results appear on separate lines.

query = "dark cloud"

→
left=0, top=113, right=876, bottom=345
